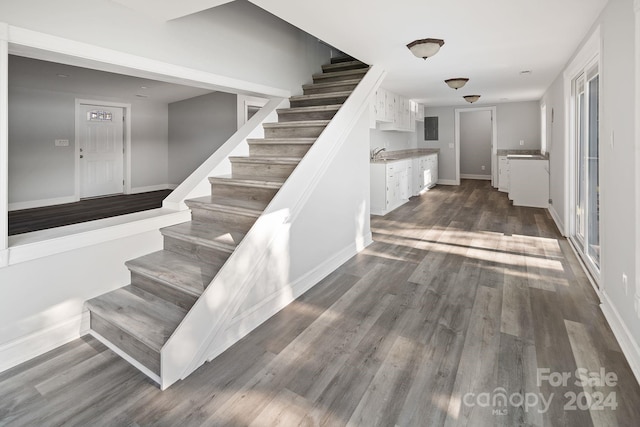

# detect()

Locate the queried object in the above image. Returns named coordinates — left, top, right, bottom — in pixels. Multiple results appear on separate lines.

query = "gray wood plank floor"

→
left=1, top=180, right=639, bottom=426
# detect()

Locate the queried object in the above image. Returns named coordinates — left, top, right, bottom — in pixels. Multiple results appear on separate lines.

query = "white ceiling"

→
left=248, top=0, right=609, bottom=106
left=9, top=56, right=214, bottom=104
left=147, top=0, right=608, bottom=106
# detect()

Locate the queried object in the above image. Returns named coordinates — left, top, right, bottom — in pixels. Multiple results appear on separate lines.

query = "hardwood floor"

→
left=1, top=180, right=639, bottom=426
left=8, top=190, right=172, bottom=235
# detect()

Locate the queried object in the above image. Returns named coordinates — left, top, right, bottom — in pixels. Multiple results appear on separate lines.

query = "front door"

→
left=79, top=104, right=124, bottom=198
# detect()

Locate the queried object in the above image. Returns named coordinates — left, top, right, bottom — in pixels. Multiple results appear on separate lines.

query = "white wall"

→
left=540, top=74, right=565, bottom=225
left=168, top=92, right=237, bottom=186
left=420, top=101, right=541, bottom=181
left=8, top=86, right=169, bottom=205
left=542, top=0, right=639, bottom=374
left=369, top=128, right=417, bottom=152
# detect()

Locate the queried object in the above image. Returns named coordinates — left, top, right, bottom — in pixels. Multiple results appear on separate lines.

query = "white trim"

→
left=548, top=205, right=565, bottom=236
left=563, top=26, right=601, bottom=246
left=460, top=174, right=491, bottom=181
left=130, top=184, right=176, bottom=194
left=89, top=330, right=161, bottom=386
left=437, top=179, right=458, bottom=186
left=601, top=292, right=640, bottom=387
left=634, top=0, right=640, bottom=313
left=454, top=106, right=498, bottom=186
left=222, top=236, right=373, bottom=354
left=0, top=313, right=84, bottom=374
left=6, top=25, right=290, bottom=99
left=6, top=208, right=190, bottom=266
left=0, top=24, right=8, bottom=254
left=8, top=196, right=76, bottom=211
left=75, top=100, right=132, bottom=198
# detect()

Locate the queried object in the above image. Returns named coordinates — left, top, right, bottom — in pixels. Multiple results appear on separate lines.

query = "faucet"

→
left=372, top=147, right=386, bottom=160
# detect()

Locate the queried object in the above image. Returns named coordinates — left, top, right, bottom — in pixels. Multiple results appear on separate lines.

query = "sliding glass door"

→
left=572, top=62, right=600, bottom=278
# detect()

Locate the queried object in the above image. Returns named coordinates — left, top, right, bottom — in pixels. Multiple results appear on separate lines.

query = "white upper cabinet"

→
left=374, top=90, right=423, bottom=132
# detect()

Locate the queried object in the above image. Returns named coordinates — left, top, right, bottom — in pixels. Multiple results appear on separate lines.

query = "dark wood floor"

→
left=1, top=180, right=639, bottom=426
left=8, top=190, right=172, bottom=235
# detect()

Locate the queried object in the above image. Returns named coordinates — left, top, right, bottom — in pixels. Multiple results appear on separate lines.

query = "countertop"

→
left=497, top=149, right=548, bottom=161
left=371, top=148, right=439, bottom=164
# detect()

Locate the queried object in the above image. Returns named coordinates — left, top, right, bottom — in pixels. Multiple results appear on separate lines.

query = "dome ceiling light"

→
left=463, top=95, right=481, bottom=103
left=444, top=78, right=469, bottom=90
left=407, top=38, right=445, bottom=60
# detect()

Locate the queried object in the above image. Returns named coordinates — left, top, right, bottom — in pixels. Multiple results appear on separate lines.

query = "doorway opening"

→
left=454, top=106, right=498, bottom=185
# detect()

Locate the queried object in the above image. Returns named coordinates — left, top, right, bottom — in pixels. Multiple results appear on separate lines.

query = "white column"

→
left=0, top=23, right=8, bottom=267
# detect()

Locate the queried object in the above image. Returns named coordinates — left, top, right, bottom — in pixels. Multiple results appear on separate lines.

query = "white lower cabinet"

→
left=412, top=153, right=438, bottom=196
left=498, top=156, right=510, bottom=192
left=370, top=159, right=412, bottom=216
left=371, top=154, right=438, bottom=215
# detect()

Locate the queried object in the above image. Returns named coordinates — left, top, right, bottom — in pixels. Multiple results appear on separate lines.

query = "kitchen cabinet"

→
left=508, top=158, right=549, bottom=208
left=498, top=156, right=510, bottom=192
left=373, top=90, right=422, bottom=132
left=370, top=159, right=413, bottom=215
left=412, top=153, right=438, bottom=195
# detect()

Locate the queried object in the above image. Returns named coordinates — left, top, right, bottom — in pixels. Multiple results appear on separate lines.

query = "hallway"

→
left=1, top=180, right=638, bottom=426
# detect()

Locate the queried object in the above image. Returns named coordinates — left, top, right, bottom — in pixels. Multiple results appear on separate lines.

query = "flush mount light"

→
left=407, top=38, right=445, bottom=59
left=444, top=78, right=469, bottom=90
left=135, top=94, right=149, bottom=98
left=463, top=95, right=481, bottom=103
left=519, top=70, right=532, bottom=76
left=56, top=74, right=69, bottom=78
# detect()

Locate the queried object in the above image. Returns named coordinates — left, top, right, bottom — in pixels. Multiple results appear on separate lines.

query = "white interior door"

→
left=79, top=104, right=124, bottom=198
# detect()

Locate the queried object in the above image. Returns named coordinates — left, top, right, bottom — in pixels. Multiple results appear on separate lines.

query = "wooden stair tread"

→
left=277, top=104, right=342, bottom=114
left=161, top=221, right=245, bottom=253
left=288, top=92, right=351, bottom=102
left=322, top=60, right=368, bottom=71
left=86, top=285, right=186, bottom=352
left=330, top=55, right=356, bottom=64
left=313, top=68, right=368, bottom=80
left=229, top=156, right=302, bottom=164
left=185, top=195, right=265, bottom=216
left=209, top=174, right=286, bottom=188
left=247, top=138, right=316, bottom=145
left=126, top=250, right=218, bottom=298
left=302, top=79, right=362, bottom=91
left=262, top=120, right=330, bottom=128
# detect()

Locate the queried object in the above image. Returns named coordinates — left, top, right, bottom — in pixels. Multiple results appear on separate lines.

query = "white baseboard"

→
left=130, top=184, right=176, bottom=194
left=219, top=234, right=374, bottom=359
left=0, top=314, right=83, bottom=374
left=548, top=205, right=565, bottom=236
left=600, top=292, right=640, bottom=387
left=437, top=179, right=457, bottom=186
left=460, top=174, right=491, bottom=180
left=9, top=196, right=77, bottom=211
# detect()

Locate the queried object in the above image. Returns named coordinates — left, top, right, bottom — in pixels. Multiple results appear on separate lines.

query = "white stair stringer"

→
left=160, top=65, right=385, bottom=389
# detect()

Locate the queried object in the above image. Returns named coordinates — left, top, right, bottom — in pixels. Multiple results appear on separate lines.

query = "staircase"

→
left=85, top=55, right=370, bottom=386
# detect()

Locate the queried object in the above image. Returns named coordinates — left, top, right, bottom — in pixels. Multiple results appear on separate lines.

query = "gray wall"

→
left=420, top=101, right=541, bottom=181
left=168, top=92, right=238, bottom=185
left=8, top=86, right=169, bottom=206
left=369, top=128, right=417, bottom=153
left=460, top=110, right=492, bottom=176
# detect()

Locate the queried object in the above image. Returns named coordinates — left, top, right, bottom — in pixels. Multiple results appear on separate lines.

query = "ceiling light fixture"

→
left=444, top=78, right=469, bottom=90
left=56, top=74, right=69, bottom=78
left=519, top=70, right=532, bottom=76
left=463, top=95, right=481, bottom=103
left=407, top=38, right=445, bottom=60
